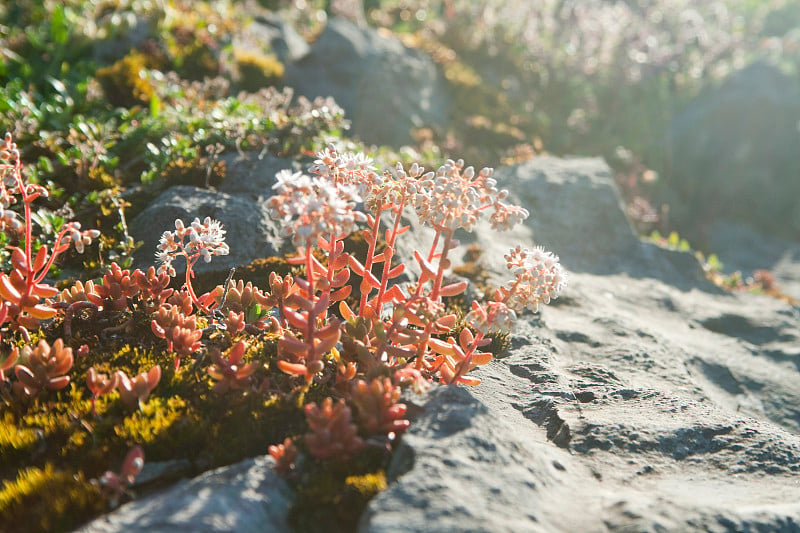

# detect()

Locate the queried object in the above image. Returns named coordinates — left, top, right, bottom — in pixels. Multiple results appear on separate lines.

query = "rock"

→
left=129, top=153, right=299, bottom=276
left=667, top=61, right=800, bottom=242
left=75, top=455, right=293, bottom=533
left=359, top=384, right=596, bottom=533
left=247, top=12, right=311, bottom=65
left=284, top=17, right=450, bottom=146
left=364, top=156, right=800, bottom=531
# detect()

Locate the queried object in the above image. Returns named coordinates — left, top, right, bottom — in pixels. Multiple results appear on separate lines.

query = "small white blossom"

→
left=465, top=301, right=517, bottom=335
left=500, top=246, right=567, bottom=312
left=410, top=159, right=529, bottom=233
left=267, top=169, right=367, bottom=247
left=155, top=217, right=229, bottom=277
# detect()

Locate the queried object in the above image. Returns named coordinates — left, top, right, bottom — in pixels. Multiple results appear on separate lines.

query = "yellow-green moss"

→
left=160, top=155, right=227, bottom=188
left=345, top=470, right=387, bottom=497
left=234, top=48, right=285, bottom=92
left=96, top=51, right=158, bottom=108
left=0, top=464, right=104, bottom=533
left=115, top=396, right=189, bottom=450
left=167, top=25, right=220, bottom=81
left=0, top=412, right=40, bottom=470
left=289, top=458, right=388, bottom=533
left=214, top=255, right=295, bottom=293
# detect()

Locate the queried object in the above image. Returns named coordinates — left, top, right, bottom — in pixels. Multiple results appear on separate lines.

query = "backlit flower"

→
left=411, top=159, right=529, bottom=232
left=500, top=245, right=567, bottom=312
left=267, top=169, right=366, bottom=247
left=155, top=217, right=229, bottom=276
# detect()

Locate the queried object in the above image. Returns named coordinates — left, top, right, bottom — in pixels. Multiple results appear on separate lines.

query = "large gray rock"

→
left=667, top=61, right=800, bottom=242
left=76, top=455, right=293, bottom=533
left=363, top=157, right=800, bottom=532
left=284, top=17, right=450, bottom=146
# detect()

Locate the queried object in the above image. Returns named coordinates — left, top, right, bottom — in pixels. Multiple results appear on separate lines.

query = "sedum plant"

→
left=0, top=133, right=99, bottom=339
left=251, top=144, right=566, bottom=460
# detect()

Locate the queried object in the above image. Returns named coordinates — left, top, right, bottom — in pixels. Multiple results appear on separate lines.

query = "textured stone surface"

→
left=365, top=156, right=800, bottom=532
left=76, top=455, right=293, bottom=533
left=284, top=17, right=450, bottom=146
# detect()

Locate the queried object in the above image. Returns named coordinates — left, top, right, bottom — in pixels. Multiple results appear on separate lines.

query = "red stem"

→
left=33, top=226, right=71, bottom=285
left=374, top=203, right=405, bottom=312
left=304, top=240, right=318, bottom=375
left=359, top=202, right=384, bottom=315
left=184, top=255, right=208, bottom=313
left=450, top=330, right=486, bottom=384
left=430, top=231, right=453, bottom=301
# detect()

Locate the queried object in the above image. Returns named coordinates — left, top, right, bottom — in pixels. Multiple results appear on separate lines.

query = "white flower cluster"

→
left=308, top=144, right=382, bottom=197
left=410, top=159, right=529, bottom=232
left=62, top=222, right=101, bottom=254
left=155, top=217, right=230, bottom=277
left=374, top=162, right=430, bottom=213
left=502, top=245, right=567, bottom=312
left=465, top=300, right=518, bottom=335
left=266, top=169, right=367, bottom=247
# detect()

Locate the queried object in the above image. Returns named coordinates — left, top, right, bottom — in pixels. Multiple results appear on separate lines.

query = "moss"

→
left=114, top=396, right=192, bottom=456
left=159, top=155, right=226, bottom=188
left=0, top=412, right=40, bottom=471
left=96, top=51, right=158, bottom=108
left=289, top=459, right=388, bottom=533
left=345, top=470, right=387, bottom=497
left=233, top=48, right=285, bottom=92
left=224, top=255, right=295, bottom=291
left=168, top=25, right=220, bottom=81
left=452, top=243, right=490, bottom=289
left=0, top=464, right=104, bottom=533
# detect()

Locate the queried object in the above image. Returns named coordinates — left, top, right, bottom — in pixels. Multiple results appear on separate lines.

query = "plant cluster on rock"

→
left=0, top=135, right=565, bottom=531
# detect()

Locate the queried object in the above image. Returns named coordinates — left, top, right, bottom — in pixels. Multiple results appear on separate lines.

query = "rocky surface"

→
left=284, top=17, right=450, bottom=146
left=76, top=455, right=293, bottom=533
left=364, top=156, right=800, bottom=532
left=92, top=155, right=800, bottom=532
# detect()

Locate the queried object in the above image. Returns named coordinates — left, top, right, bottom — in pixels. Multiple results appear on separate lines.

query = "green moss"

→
left=160, top=155, right=227, bottom=188
left=203, top=255, right=295, bottom=295
left=114, top=396, right=191, bottom=453
left=167, top=26, right=220, bottom=81
left=0, top=464, right=104, bottom=533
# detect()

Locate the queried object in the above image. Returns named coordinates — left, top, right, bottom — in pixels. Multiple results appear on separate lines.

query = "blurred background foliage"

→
left=1, top=0, right=799, bottom=268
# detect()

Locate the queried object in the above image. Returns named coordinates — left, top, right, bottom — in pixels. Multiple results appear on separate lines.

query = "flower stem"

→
left=359, top=203, right=384, bottom=315
left=375, top=203, right=405, bottom=312
left=184, top=255, right=208, bottom=313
